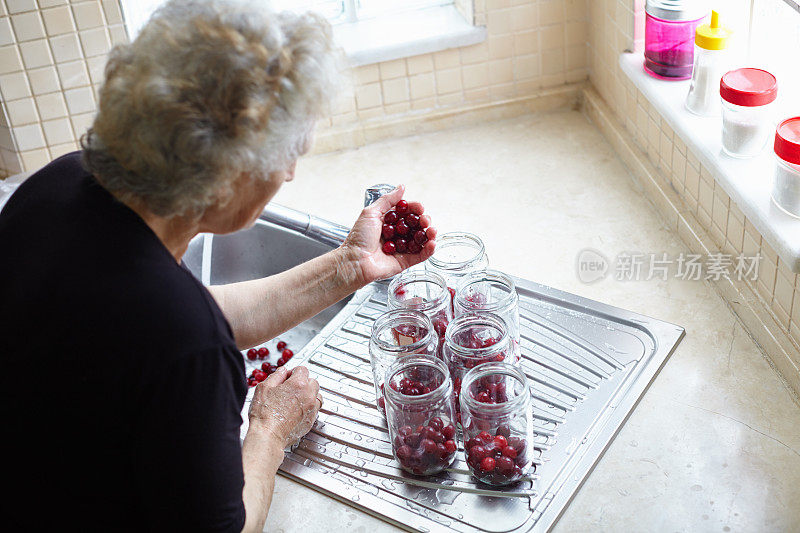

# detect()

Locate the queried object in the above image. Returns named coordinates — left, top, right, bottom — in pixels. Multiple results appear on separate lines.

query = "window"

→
left=122, top=0, right=455, bottom=37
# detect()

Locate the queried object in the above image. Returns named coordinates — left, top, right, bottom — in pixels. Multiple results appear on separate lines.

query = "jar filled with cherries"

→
left=455, top=269, right=521, bottom=360
left=383, top=355, right=458, bottom=476
left=388, top=271, right=452, bottom=357
left=460, top=362, right=533, bottom=485
left=442, top=312, right=519, bottom=425
left=369, top=309, right=438, bottom=416
left=424, top=232, right=489, bottom=307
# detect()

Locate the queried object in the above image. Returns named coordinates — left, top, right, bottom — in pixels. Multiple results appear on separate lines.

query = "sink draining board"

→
left=241, top=276, right=684, bottom=532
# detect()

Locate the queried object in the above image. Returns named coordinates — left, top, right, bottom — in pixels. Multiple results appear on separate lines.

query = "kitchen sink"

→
left=186, top=204, right=685, bottom=533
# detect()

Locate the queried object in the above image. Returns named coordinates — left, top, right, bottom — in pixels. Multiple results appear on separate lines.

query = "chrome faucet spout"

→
left=364, top=184, right=396, bottom=207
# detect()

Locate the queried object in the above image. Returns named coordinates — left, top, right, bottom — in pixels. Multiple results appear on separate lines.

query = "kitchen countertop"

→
left=268, top=109, right=800, bottom=532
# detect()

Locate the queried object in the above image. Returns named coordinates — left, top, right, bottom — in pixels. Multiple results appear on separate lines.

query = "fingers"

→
left=369, top=184, right=405, bottom=215
left=263, top=365, right=290, bottom=387
left=407, top=201, right=425, bottom=216
left=287, top=365, right=309, bottom=383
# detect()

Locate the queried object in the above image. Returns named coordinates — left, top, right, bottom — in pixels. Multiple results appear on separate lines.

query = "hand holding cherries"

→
left=381, top=199, right=433, bottom=256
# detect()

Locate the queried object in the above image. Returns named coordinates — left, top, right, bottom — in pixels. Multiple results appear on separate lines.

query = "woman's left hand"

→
left=341, top=185, right=437, bottom=285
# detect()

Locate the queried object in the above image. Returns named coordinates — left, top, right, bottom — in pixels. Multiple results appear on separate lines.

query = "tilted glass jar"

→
left=369, top=309, right=438, bottom=416
left=383, top=355, right=458, bottom=476
left=425, top=232, right=489, bottom=308
left=388, top=270, right=452, bottom=356
left=442, top=312, right=519, bottom=425
left=454, top=269, right=521, bottom=359
left=460, top=362, right=533, bottom=486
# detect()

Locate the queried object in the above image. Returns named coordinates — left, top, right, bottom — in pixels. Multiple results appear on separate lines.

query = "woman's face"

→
left=198, top=161, right=296, bottom=235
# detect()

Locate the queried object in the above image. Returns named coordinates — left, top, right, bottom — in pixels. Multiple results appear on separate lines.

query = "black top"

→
left=0, top=152, right=247, bottom=531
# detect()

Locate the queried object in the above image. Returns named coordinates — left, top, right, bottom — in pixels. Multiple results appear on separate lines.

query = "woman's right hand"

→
left=248, top=366, right=321, bottom=448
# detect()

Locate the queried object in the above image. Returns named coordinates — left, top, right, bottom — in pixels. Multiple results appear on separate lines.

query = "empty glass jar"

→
left=369, top=309, right=438, bottom=416
left=384, top=355, right=458, bottom=476
left=454, top=269, right=521, bottom=359
left=425, top=232, right=489, bottom=307
left=388, top=270, right=452, bottom=356
left=460, top=362, right=533, bottom=485
left=442, top=312, right=518, bottom=425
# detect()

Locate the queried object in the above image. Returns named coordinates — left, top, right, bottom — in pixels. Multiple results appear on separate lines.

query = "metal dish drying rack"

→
left=240, top=276, right=684, bottom=532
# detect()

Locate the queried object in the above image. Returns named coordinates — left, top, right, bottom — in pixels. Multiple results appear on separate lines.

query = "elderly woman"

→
left=0, top=1, right=435, bottom=531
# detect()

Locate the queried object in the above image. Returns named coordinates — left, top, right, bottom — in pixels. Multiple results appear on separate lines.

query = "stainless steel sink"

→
left=187, top=204, right=685, bottom=533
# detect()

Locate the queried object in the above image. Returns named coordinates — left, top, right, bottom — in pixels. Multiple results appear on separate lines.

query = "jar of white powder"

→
left=720, top=68, right=777, bottom=158
left=685, top=10, right=731, bottom=116
left=771, top=117, right=800, bottom=218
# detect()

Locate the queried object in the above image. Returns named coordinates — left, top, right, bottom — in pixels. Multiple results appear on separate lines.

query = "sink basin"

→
left=183, top=215, right=352, bottom=352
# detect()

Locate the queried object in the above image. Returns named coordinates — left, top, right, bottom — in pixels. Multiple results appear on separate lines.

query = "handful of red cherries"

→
left=381, top=200, right=430, bottom=255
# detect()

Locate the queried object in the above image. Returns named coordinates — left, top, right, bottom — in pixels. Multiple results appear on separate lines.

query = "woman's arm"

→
left=209, top=186, right=437, bottom=349
left=241, top=366, right=320, bottom=532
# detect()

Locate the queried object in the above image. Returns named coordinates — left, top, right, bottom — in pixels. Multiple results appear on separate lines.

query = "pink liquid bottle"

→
left=644, top=0, right=708, bottom=80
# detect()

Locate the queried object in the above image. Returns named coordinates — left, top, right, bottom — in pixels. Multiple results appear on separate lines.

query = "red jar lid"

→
left=775, top=117, right=800, bottom=165
left=720, top=68, right=777, bottom=107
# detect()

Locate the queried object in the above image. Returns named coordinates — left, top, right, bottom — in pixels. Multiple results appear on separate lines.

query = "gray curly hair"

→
left=82, top=0, right=342, bottom=217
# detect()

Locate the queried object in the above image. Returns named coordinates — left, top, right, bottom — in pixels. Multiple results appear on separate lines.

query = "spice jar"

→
left=771, top=117, right=800, bottom=218
left=425, top=232, right=489, bottom=307
left=442, top=312, right=519, bottom=425
left=454, top=269, right=521, bottom=359
left=388, top=271, right=452, bottom=356
left=460, top=362, right=533, bottom=485
left=685, top=10, right=731, bottom=116
left=720, top=68, right=778, bottom=158
left=369, top=309, right=438, bottom=416
left=383, top=355, right=458, bottom=476
left=644, top=0, right=708, bottom=79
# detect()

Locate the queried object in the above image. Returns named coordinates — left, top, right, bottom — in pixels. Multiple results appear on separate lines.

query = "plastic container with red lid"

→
left=771, top=117, right=800, bottom=218
left=720, top=68, right=778, bottom=158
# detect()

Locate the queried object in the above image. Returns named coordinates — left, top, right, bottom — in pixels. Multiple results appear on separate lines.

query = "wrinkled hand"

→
left=342, top=185, right=437, bottom=284
left=248, top=366, right=321, bottom=448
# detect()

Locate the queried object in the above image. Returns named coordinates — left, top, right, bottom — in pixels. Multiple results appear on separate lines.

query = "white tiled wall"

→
left=0, top=0, right=127, bottom=177
left=588, top=0, right=800, bottom=365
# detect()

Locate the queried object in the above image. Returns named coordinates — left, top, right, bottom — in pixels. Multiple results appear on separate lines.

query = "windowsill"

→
left=334, top=5, right=486, bottom=67
left=619, top=52, right=800, bottom=273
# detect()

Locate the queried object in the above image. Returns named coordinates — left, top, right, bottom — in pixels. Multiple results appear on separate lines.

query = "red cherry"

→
left=382, top=241, right=396, bottom=255
left=442, top=425, right=456, bottom=440
left=407, top=241, right=422, bottom=254
left=282, top=349, right=293, bottom=360
left=384, top=211, right=398, bottom=224
left=395, top=239, right=408, bottom=254
left=428, top=417, right=443, bottom=431
left=261, top=362, right=271, bottom=372
left=253, top=370, right=267, bottom=382
left=422, top=438, right=437, bottom=454
left=466, top=437, right=482, bottom=450
left=444, top=440, right=457, bottom=454
left=246, top=348, right=258, bottom=360
left=377, top=397, right=386, bottom=411
left=257, top=347, right=269, bottom=359
left=469, top=445, right=488, bottom=461
left=493, top=435, right=508, bottom=449
left=395, top=200, right=409, bottom=215
left=501, top=445, right=518, bottom=459
left=398, top=425, right=413, bottom=437
left=382, top=224, right=395, bottom=240
left=480, top=457, right=496, bottom=472
left=405, top=213, right=420, bottom=228
left=496, top=456, right=515, bottom=475
left=413, top=230, right=428, bottom=245
left=477, top=431, right=492, bottom=443
left=248, top=379, right=256, bottom=387
left=276, top=341, right=286, bottom=351
left=395, top=219, right=409, bottom=236
left=476, top=391, right=492, bottom=403
left=396, top=445, right=412, bottom=460
left=277, top=357, right=285, bottom=366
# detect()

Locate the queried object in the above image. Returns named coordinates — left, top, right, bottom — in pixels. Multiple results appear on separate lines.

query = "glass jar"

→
left=425, top=232, right=489, bottom=306
left=644, top=0, right=707, bottom=80
left=460, top=362, right=533, bottom=485
left=720, top=68, right=778, bottom=158
left=454, top=269, right=521, bottom=359
left=771, top=117, right=800, bottom=218
left=388, top=271, right=452, bottom=356
left=369, top=310, right=438, bottom=416
left=442, top=312, right=518, bottom=425
left=383, top=355, right=458, bottom=476
left=685, top=11, right=731, bottom=116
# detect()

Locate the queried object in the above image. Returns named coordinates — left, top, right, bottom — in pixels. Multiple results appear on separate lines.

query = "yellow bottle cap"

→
left=695, top=11, right=731, bottom=50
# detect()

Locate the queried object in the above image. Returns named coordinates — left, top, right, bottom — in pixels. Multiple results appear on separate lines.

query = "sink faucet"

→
left=364, top=184, right=396, bottom=207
